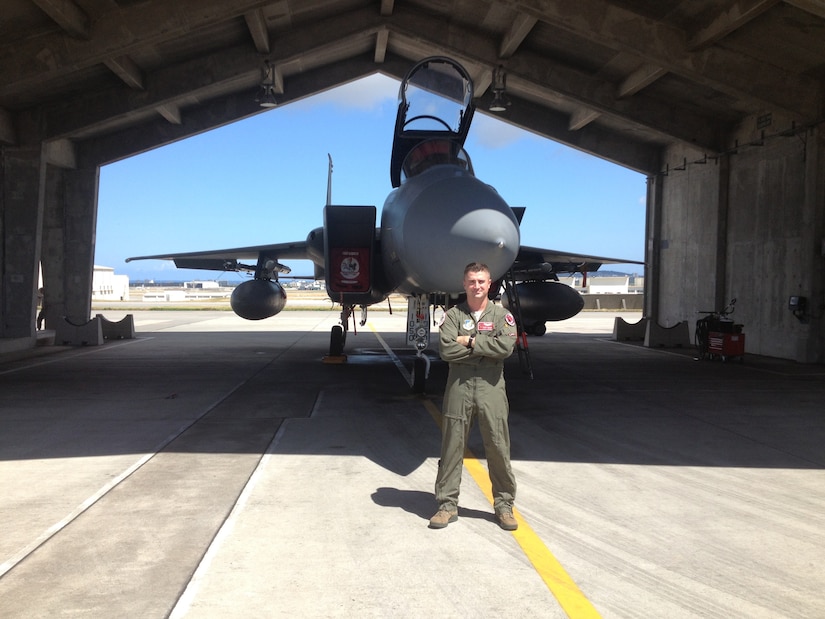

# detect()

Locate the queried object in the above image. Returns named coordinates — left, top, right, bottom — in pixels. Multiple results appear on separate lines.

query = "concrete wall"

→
left=581, top=294, right=644, bottom=311
left=1, top=142, right=98, bottom=343
left=0, top=147, right=45, bottom=341
left=727, top=140, right=807, bottom=359
left=654, top=121, right=825, bottom=362
left=656, top=151, right=724, bottom=328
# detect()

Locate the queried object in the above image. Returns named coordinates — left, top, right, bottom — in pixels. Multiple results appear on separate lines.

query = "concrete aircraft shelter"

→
left=1, top=0, right=824, bottom=362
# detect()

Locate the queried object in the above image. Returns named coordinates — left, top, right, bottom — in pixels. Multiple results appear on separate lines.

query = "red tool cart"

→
left=707, top=329, right=745, bottom=362
left=695, top=298, right=745, bottom=362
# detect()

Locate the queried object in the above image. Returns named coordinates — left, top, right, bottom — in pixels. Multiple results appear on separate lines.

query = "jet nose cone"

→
left=407, top=184, right=519, bottom=291
left=450, top=208, right=518, bottom=255
left=384, top=169, right=521, bottom=294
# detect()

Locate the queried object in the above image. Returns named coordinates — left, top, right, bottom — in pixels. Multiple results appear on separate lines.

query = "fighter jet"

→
left=128, top=56, right=641, bottom=391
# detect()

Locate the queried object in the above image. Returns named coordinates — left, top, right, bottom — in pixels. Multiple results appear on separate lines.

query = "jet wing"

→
left=512, top=245, right=644, bottom=278
left=126, top=240, right=313, bottom=273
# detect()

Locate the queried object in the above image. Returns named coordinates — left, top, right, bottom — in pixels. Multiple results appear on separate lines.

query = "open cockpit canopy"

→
left=390, top=56, right=475, bottom=187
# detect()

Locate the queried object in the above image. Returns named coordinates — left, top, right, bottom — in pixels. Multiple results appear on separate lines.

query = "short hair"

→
left=463, top=262, right=490, bottom=277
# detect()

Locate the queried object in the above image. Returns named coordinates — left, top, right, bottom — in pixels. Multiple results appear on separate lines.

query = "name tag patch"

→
left=478, top=321, right=494, bottom=331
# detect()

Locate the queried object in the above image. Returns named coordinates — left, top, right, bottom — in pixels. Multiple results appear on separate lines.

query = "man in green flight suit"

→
left=429, top=262, right=519, bottom=531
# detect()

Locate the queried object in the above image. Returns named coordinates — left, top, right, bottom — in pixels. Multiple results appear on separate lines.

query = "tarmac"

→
left=1, top=309, right=824, bottom=618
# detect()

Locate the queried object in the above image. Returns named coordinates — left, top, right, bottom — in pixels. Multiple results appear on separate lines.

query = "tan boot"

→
left=496, top=510, right=518, bottom=531
left=428, top=509, right=458, bottom=529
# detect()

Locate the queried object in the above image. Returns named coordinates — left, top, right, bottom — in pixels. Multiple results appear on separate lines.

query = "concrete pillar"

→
left=803, top=127, right=825, bottom=363
left=644, top=174, right=663, bottom=323
left=0, top=146, right=44, bottom=340
left=41, top=165, right=99, bottom=327
left=714, top=154, right=730, bottom=312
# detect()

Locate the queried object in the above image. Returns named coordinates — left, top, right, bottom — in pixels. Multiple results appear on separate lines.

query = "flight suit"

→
left=435, top=301, right=518, bottom=514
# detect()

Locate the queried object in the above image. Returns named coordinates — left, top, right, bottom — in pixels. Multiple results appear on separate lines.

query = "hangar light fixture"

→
left=256, top=60, right=278, bottom=108
left=489, top=65, right=511, bottom=113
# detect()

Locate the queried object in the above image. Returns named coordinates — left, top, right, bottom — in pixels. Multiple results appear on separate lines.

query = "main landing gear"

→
left=521, top=321, right=546, bottom=336
left=501, top=271, right=534, bottom=380
left=411, top=354, right=430, bottom=394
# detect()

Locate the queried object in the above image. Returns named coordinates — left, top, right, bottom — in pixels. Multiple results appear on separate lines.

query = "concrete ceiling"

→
left=1, top=0, right=823, bottom=174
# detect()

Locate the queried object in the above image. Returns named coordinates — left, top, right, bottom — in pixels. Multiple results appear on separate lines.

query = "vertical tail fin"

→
left=326, top=154, right=333, bottom=206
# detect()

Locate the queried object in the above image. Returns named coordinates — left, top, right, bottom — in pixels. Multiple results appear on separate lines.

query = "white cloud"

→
left=470, top=113, right=535, bottom=149
left=294, top=74, right=398, bottom=111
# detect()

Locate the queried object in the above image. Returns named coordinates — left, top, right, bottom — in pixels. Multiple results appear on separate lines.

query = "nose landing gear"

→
left=408, top=295, right=431, bottom=394
left=324, top=304, right=353, bottom=363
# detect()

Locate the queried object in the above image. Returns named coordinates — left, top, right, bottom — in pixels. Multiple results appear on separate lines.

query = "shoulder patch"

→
left=505, top=312, right=516, bottom=327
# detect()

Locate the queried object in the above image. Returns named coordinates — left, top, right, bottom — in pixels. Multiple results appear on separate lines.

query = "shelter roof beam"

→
left=496, top=0, right=821, bottom=120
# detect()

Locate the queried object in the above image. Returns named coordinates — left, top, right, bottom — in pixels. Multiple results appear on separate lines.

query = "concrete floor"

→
left=1, top=310, right=823, bottom=618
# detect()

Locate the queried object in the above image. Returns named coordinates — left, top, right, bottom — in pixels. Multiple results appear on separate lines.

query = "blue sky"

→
left=95, top=73, right=646, bottom=283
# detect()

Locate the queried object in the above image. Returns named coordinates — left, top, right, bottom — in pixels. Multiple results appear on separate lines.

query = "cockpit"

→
left=400, top=138, right=473, bottom=182
left=390, top=56, right=476, bottom=187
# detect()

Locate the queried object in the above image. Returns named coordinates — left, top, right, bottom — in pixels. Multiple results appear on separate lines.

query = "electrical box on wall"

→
left=789, top=295, right=808, bottom=322
left=788, top=296, right=807, bottom=311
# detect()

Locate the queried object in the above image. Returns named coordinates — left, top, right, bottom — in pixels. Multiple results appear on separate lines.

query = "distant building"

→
left=92, top=265, right=130, bottom=301
left=589, top=276, right=630, bottom=294
left=558, top=274, right=644, bottom=294
left=184, top=280, right=220, bottom=289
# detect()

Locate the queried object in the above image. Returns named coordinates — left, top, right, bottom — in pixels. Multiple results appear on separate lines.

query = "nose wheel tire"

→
left=330, top=325, right=346, bottom=356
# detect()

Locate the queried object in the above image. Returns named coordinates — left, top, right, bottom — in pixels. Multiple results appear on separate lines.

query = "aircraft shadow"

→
left=0, top=328, right=823, bottom=473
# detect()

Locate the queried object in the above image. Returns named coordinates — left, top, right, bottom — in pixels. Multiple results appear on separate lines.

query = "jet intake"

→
left=504, top=280, right=584, bottom=323
left=324, top=205, right=375, bottom=293
left=230, top=279, right=287, bottom=320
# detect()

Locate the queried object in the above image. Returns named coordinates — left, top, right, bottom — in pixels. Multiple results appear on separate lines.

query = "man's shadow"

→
left=371, top=487, right=495, bottom=523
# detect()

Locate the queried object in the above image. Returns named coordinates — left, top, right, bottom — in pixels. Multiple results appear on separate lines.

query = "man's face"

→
left=463, top=269, right=491, bottom=300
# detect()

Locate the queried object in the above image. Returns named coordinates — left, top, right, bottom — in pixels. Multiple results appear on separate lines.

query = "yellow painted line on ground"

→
left=421, top=398, right=602, bottom=619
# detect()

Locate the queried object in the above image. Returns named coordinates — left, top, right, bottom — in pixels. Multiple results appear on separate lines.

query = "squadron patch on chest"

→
left=463, top=319, right=474, bottom=331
